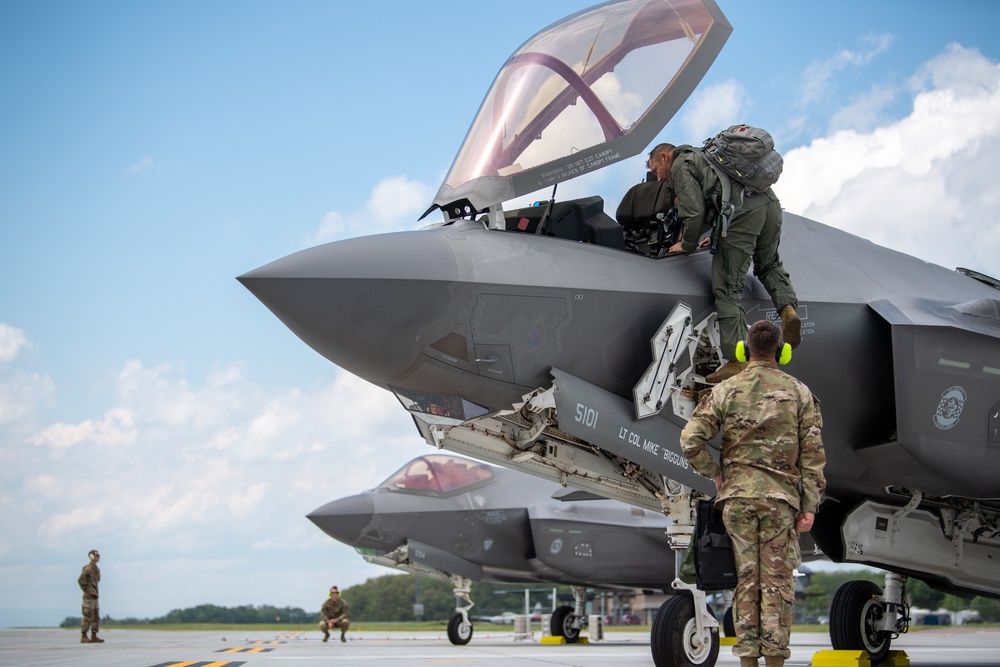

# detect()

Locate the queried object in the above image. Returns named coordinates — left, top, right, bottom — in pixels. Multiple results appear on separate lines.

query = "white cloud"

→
left=776, top=45, right=1000, bottom=276
left=799, top=33, right=894, bottom=107
left=16, top=358, right=418, bottom=549
left=828, top=83, right=898, bottom=134
left=680, top=80, right=747, bottom=143
left=0, top=324, right=30, bottom=364
left=125, top=156, right=155, bottom=174
left=310, top=176, right=435, bottom=244
left=0, top=325, right=54, bottom=429
left=32, top=407, right=137, bottom=451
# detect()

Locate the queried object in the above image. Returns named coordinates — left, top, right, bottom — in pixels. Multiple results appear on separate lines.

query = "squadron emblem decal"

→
left=933, top=386, right=967, bottom=430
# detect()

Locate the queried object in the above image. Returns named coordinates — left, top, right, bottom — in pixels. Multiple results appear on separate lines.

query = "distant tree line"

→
left=60, top=570, right=1000, bottom=627
left=60, top=604, right=317, bottom=627
left=59, top=575, right=560, bottom=626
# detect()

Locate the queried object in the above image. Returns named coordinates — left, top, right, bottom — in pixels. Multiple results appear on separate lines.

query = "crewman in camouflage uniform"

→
left=319, top=585, right=350, bottom=643
left=649, top=143, right=801, bottom=381
left=679, top=320, right=826, bottom=667
left=77, top=549, right=104, bottom=643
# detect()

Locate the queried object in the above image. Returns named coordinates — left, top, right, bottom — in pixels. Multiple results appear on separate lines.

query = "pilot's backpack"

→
left=702, top=124, right=783, bottom=196
left=693, top=499, right=738, bottom=591
left=701, top=124, right=783, bottom=251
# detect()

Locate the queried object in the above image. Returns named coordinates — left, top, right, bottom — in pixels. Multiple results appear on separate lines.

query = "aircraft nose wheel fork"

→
left=550, top=586, right=588, bottom=643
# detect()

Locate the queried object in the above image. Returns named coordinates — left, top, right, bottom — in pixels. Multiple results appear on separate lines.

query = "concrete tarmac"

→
left=1, top=627, right=998, bottom=667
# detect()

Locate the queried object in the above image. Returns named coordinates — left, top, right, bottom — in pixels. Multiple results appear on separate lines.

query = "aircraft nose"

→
left=307, top=493, right=377, bottom=546
left=238, top=231, right=460, bottom=385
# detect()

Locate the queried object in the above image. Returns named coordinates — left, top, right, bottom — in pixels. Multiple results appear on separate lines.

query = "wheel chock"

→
left=811, top=650, right=871, bottom=667
left=720, top=636, right=737, bottom=646
left=881, top=651, right=910, bottom=666
left=540, top=636, right=589, bottom=645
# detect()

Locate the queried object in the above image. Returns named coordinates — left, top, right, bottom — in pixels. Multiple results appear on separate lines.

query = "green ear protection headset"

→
left=734, top=334, right=792, bottom=365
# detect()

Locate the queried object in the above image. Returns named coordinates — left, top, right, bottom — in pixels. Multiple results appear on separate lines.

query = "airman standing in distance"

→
left=319, top=585, right=350, bottom=643
left=77, top=549, right=103, bottom=643
left=649, top=142, right=801, bottom=382
left=679, top=320, right=826, bottom=667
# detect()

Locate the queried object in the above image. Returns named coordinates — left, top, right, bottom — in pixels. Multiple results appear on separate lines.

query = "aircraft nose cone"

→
left=238, top=231, right=460, bottom=385
left=307, top=493, right=377, bottom=546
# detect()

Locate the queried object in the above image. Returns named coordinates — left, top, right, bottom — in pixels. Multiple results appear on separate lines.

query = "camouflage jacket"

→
left=321, top=596, right=349, bottom=622
left=680, top=361, right=827, bottom=513
left=78, top=563, right=100, bottom=598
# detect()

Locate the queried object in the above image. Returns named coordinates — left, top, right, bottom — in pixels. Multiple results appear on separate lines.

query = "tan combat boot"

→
left=89, top=631, right=104, bottom=643
left=706, top=360, right=749, bottom=383
left=763, top=656, right=784, bottom=667
left=81, top=632, right=91, bottom=643
left=780, top=305, right=801, bottom=349
left=340, top=630, right=347, bottom=643
left=740, top=658, right=759, bottom=667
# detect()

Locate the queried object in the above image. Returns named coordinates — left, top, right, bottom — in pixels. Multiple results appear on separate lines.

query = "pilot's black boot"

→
left=322, top=631, right=329, bottom=642
left=780, top=305, right=801, bottom=349
left=89, top=631, right=104, bottom=643
left=707, top=360, right=748, bottom=383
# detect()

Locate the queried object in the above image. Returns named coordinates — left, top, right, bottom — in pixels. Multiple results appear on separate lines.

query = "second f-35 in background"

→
left=309, top=452, right=682, bottom=645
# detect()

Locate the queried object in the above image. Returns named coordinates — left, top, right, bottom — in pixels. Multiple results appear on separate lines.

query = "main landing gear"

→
left=446, top=575, right=474, bottom=645
left=829, top=573, right=909, bottom=665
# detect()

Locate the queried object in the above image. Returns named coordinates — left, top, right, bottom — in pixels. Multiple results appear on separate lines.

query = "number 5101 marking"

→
left=575, top=403, right=598, bottom=428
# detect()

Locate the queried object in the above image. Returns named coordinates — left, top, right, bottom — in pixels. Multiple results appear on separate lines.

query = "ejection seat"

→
left=504, top=196, right=625, bottom=250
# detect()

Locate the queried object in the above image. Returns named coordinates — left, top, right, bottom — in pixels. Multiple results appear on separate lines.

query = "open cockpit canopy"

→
left=379, top=454, right=494, bottom=495
left=431, top=0, right=731, bottom=217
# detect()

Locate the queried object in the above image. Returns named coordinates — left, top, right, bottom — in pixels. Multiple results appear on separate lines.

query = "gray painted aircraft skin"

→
left=308, top=453, right=675, bottom=590
left=240, top=0, right=1000, bottom=664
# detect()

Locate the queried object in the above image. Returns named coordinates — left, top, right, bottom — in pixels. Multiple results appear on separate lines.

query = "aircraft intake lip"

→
left=307, top=493, right=377, bottom=546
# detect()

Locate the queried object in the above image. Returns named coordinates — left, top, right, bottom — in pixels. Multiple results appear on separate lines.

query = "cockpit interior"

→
left=379, top=454, right=494, bottom=495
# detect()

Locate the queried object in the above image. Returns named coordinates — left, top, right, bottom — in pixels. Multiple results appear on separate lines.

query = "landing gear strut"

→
left=446, top=575, right=474, bottom=645
left=829, top=573, right=909, bottom=665
left=650, top=490, right=721, bottom=667
left=549, top=586, right=587, bottom=642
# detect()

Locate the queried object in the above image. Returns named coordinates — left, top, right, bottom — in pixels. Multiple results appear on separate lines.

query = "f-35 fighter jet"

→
left=241, top=1, right=1000, bottom=665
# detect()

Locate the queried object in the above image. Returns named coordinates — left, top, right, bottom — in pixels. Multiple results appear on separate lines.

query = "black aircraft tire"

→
left=550, top=605, right=580, bottom=643
left=447, top=613, right=473, bottom=645
left=650, top=595, right=719, bottom=667
left=723, top=607, right=735, bottom=638
left=829, top=580, right=891, bottom=664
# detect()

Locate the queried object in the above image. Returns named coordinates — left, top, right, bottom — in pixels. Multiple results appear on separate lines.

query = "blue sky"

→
left=2, top=0, right=999, bottom=626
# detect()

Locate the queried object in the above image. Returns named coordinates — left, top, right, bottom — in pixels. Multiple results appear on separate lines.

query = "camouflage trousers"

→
left=81, top=596, right=100, bottom=634
left=319, top=617, right=350, bottom=637
left=722, top=497, right=800, bottom=659
left=712, top=196, right=797, bottom=359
